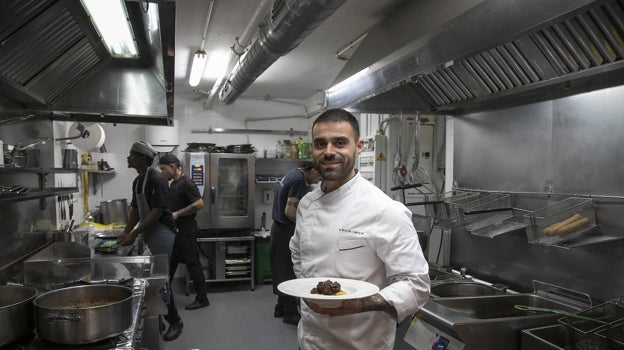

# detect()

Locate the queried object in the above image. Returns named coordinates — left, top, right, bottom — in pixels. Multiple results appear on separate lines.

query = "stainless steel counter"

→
left=408, top=274, right=588, bottom=350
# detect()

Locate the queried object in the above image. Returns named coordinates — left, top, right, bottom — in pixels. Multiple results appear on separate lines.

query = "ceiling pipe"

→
left=219, top=0, right=347, bottom=105
left=203, top=0, right=273, bottom=109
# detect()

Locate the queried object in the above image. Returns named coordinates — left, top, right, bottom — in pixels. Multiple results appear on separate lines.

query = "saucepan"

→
left=34, top=284, right=133, bottom=344
left=0, top=285, right=38, bottom=346
left=100, top=199, right=129, bottom=225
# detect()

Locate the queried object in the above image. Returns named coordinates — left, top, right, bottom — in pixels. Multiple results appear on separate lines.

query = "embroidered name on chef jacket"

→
left=339, top=228, right=365, bottom=235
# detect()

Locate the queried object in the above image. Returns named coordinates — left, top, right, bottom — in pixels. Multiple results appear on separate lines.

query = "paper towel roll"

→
left=70, top=122, right=106, bottom=151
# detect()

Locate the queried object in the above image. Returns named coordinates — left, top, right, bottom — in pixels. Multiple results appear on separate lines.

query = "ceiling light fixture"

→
left=188, top=0, right=215, bottom=87
left=189, top=50, right=208, bottom=87
left=80, top=0, right=138, bottom=58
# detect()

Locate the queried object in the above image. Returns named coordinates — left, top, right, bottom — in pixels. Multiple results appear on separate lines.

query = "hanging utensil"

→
left=68, top=193, right=74, bottom=219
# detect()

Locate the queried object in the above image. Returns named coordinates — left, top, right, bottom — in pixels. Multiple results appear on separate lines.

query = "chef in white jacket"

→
left=290, top=108, right=430, bottom=350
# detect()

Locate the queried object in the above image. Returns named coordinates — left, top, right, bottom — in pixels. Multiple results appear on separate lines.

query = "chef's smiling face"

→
left=312, top=120, right=363, bottom=190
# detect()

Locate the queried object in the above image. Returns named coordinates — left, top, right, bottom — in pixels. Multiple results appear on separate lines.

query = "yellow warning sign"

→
left=376, top=153, right=386, bottom=161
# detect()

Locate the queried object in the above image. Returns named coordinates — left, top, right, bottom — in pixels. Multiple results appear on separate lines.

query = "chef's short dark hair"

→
left=312, top=108, right=360, bottom=141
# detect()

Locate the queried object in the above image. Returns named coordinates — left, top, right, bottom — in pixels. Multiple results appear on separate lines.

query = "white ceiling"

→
left=173, top=0, right=405, bottom=104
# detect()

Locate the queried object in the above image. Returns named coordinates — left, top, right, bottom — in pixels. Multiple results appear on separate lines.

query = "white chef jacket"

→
left=290, top=172, right=430, bottom=350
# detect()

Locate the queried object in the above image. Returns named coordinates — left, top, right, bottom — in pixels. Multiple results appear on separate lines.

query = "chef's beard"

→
left=316, top=151, right=356, bottom=181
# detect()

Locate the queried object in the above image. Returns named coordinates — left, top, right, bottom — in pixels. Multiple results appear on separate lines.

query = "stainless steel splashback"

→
left=450, top=84, right=624, bottom=301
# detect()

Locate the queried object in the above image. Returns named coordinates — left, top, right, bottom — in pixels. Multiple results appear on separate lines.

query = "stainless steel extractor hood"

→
left=0, top=0, right=176, bottom=126
left=328, top=0, right=624, bottom=114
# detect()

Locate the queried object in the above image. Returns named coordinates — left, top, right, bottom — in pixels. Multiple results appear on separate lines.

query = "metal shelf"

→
left=186, top=236, right=255, bottom=292
left=0, top=166, right=79, bottom=208
left=0, top=166, right=79, bottom=174
left=0, top=187, right=77, bottom=203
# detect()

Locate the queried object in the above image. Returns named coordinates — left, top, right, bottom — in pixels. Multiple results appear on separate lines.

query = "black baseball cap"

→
left=159, top=154, right=181, bottom=165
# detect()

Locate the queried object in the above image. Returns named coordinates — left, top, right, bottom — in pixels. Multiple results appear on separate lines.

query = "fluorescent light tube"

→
left=81, top=0, right=138, bottom=58
left=189, top=50, right=208, bottom=87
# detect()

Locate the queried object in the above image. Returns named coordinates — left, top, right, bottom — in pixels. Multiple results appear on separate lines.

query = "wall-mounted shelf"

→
left=0, top=167, right=79, bottom=208
left=191, top=127, right=307, bottom=137
left=0, top=166, right=79, bottom=174
left=80, top=169, right=116, bottom=195
left=81, top=169, right=116, bottom=174
left=0, top=187, right=77, bottom=203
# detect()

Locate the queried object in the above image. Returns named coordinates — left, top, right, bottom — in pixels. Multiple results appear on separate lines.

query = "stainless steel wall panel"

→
left=454, top=101, right=554, bottom=192
left=451, top=85, right=624, bottom=301
left=550, top=86, right=624, bottom=197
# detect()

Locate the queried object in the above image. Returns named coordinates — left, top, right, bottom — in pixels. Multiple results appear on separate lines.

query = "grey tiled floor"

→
left=166, top=279, right=298, bottom=350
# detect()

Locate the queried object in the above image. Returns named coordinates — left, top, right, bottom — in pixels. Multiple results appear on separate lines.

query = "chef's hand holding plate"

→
left=304, top=293, right=395, bottom=317
left=278, top=277, right=389, bottom=316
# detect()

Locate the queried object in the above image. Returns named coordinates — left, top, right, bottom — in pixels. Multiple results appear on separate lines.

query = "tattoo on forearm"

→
left=176, top=204, right=194, bottom=217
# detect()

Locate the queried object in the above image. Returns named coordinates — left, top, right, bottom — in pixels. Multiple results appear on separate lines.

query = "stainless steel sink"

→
left=432, top=293, right=579, bottom=319
left=430, top=281, right=506, bottom=298
left=417, top=293, right=583, bottom=350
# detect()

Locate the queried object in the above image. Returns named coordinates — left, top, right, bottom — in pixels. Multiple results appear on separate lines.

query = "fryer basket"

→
left=559, top=301, right=624, bottom=350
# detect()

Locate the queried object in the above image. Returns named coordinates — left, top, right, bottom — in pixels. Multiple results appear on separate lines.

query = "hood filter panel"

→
left=413, top=0, right=624, bottom=110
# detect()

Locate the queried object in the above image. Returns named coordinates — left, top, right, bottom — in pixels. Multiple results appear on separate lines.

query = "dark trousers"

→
left=164, top=282, right=181, bottom=324
left=170, top=220, right=209, bottom=303
left=270, top=221, right=298, bottom=316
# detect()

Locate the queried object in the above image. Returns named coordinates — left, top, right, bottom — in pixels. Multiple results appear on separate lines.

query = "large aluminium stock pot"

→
left=34, top=284, right=132, bottom=344
left=0, top=285, right=37, bottom=346
left=100, top=199, right=129, bottom=225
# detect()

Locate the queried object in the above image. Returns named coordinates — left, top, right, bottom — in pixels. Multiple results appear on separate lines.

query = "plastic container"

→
left=523, top=197, right=596, bottom=246
left=254, top=238, right=271, bottom=284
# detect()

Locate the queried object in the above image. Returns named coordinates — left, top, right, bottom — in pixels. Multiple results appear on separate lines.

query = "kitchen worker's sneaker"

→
left=274, top=304, right=284, bottom=318
left=282, top=313, right=300, bottom=325
left=163, top=321, right=183, bottom=341
left=185, top=299, right=210, bottom=310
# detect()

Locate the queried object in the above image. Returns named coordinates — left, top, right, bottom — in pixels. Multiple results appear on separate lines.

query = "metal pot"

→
left=34, top=284, right=132, bottom=344
left=0, top=285, right=37, bottom=346
left=100, top=199, right=129, bottom=225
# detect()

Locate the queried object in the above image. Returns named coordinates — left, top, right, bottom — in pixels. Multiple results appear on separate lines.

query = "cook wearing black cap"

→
left=158, top=154, right=210, bottom=310
left=270, top=161, right=321, bottom=325
left=118, top=141, right=183, bottom=341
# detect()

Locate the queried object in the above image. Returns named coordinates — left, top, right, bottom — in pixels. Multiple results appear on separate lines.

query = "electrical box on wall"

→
left=262, top=189, right=273, bottom=204
left=146, top=124, right=179, bottom=152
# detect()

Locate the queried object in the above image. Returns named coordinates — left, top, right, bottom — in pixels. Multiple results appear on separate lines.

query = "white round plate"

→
left=278, top=277, right=379, bottom=308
